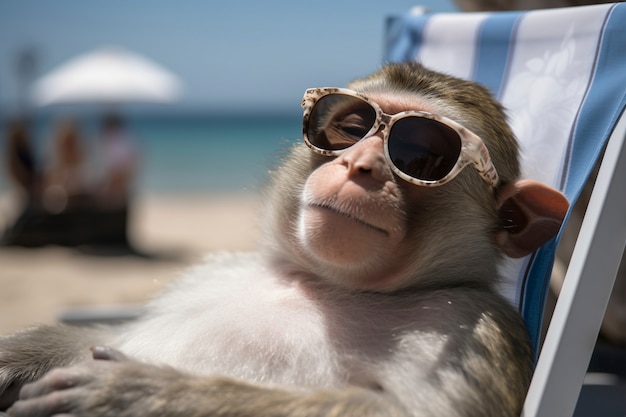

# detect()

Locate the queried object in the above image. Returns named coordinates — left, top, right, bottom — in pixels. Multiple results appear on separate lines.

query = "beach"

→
left=0, top=191, right=262, bottom=335
left=0, top=111, right=299, bottom=336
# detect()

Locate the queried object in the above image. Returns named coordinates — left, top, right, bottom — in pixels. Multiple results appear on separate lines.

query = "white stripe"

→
left=417, top=13, right=489, bottom=80
left=499, top=4, right=613, bottom=189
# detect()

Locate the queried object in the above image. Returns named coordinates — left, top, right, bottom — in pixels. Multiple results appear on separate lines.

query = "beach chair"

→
left=385, top=3, right=626, bottom=416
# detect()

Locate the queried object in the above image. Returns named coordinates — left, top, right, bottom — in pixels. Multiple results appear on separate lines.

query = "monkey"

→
left=0, top=62, right=569, bottom=417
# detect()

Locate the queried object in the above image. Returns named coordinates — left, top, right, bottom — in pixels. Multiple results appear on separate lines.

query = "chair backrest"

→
left=385, top=4, right=626, bottom=417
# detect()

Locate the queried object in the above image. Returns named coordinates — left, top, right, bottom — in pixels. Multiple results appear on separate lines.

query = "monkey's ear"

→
left=494, top=180, right=569, bottom=258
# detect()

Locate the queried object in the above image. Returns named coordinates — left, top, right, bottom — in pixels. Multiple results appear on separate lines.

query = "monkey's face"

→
left=262, top=63, right=526, bottom=292
left=287, top=92, right=493, bottom=292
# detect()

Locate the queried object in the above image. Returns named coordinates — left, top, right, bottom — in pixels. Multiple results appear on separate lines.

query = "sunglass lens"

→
left=388, top=117, right=462, bottom=182
left=307, top=94, right=377, bottom=151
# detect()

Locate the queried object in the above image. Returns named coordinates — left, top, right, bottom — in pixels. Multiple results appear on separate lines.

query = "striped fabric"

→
left=384, top=2, right=626, bottom=351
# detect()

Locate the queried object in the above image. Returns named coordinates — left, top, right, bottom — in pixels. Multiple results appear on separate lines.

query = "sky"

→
left=0, top=0, right=458, bottom=115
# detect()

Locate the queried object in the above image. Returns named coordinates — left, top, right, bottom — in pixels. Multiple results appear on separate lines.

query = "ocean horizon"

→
left=1, top=112, right=303, bottom=195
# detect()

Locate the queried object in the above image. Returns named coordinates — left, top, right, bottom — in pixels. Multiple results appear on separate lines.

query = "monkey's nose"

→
left=338, top=136, right=390, bottom=182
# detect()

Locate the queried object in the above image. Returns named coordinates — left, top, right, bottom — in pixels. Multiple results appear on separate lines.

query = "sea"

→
left=0, top=111, right=303, bottom=195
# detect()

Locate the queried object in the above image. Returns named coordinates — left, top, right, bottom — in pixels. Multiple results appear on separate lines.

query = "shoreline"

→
left=0, top=190, right=263, bottom=335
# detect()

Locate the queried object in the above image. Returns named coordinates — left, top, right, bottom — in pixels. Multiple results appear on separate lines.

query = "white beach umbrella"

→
left=32, top=46, right=182, bottom=106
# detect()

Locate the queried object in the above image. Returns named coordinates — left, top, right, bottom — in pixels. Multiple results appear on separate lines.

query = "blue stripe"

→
left=383, top=14, right=431, bottom=64
left=562, top=3, right=626, bottom=200
left=521, top=241, right=558, bottom=353
left=472, top=12, right=523, bottom=98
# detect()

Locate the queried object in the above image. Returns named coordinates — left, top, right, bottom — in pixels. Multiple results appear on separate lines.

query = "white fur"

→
left=114, top=252, right=342, bottom=388
left=111, top=251, right=450, bottom=398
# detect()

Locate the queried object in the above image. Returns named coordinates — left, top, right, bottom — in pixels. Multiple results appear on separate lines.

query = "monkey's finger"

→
left=18, top=369, right=85, bottom=401
left=90, top=345, right=128, bottom=361
left=8, top=390, right=80, bottom=417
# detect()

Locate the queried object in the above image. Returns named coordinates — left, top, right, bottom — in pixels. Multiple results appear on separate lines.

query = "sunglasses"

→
left=301, top=88, right=499, bottom=188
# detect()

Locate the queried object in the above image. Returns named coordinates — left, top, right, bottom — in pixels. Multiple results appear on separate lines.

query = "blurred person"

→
left=96, top=114, right=139, bottom=208
left=3, top=118, right=41, bottom=205
left=92, top=113, right=140, bottom=247
left=42, top=118, right=90, bottom=214
left=2, top=118, right=44, bottom=245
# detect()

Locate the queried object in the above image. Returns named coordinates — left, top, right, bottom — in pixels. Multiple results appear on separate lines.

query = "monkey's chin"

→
left=297, top=205, right=401, bottom=278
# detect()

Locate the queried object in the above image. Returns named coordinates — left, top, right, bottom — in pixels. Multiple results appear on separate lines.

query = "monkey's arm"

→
left=9, top=347, right=409, bottom=417
left=0, top=324, right=108, bottom=411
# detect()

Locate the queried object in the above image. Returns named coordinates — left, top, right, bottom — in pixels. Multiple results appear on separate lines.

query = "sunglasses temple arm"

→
left=465, top=138, right=500, bottom=188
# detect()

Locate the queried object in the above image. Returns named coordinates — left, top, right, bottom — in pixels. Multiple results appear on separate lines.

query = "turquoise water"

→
left=1, top=113, right=302, bottom=194
left=131, top=114, right=301, bottom=193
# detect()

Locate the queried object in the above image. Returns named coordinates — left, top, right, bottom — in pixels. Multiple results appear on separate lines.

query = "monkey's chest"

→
left=117, top=275, right=351, bottom=389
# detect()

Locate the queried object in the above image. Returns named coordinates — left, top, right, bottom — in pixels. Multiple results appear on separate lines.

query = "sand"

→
left=0, top=191, right=262, bottom=335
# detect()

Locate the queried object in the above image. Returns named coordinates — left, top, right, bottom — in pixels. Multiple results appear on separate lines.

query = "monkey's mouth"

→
left=307, top=203, right=389, bottom=236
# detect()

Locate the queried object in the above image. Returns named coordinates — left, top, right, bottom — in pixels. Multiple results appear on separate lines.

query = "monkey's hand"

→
left=8, top=346, right=408, bottom=417
left=7, top=346, right=186, bottom=417
left=1, top=325, right=101, bottom=411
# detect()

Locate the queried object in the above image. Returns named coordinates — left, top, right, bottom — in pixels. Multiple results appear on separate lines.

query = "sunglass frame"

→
left=301, top=87, right=499, bottom=189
